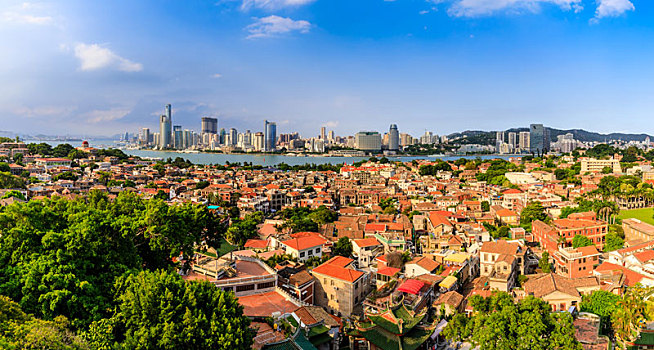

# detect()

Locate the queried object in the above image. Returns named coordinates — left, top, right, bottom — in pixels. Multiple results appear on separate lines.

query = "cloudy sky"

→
left=0, top=0, right=651, bottom=137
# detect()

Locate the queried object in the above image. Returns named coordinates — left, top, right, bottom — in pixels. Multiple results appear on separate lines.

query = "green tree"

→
left=539, top=252, right=552, bottom=273
left=580, top=290, right=620, bottom=331
left=332, top=237, right=353, bottom=257
left=0, top=190, right=25, bottom=201
left=0, top=192, right=222, bottom=329
left=195, top=180, right=210, bottom=189
left=0, top=172, right=26, bottom=189
left=52, top=144, right=75, bottom=158
left=604, top=232, right=624, bottom=252
left=0, top=163, right=9, bottom=172
left=571, top=235, right=593, bottom=248
left=0, top=295, right=89, bottom=349
left=443, top=293, right=582, bottom=350
left=109, top=270, right=253, bottom=350
left=520, top=202, right=549, bottom=225
left=481, top=201, right=490, bottom=212
left=54, top=171, right=79, bottom=181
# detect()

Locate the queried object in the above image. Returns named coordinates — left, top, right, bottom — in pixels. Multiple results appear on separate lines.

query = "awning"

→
left=397, top=279, right=425, bottom=295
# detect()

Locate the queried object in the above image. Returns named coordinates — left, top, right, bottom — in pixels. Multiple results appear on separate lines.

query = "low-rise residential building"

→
left=280, top=234, right=327, bottom=262
left=312, top=256, right=370, bottom=317
left=553, top=246, right=601, bottom=279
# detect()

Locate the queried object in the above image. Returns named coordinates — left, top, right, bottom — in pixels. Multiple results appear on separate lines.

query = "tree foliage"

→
left=108, top=270, right=253, bottom=350
left=0, top=191, right=222, bottom=329
left=520, top=202, right=549, bottom=225
left=442, top=292, right=582, bottom=350
left=571, top=235, right=593, bottom=248
left=332, top=237, right=353, bottom=257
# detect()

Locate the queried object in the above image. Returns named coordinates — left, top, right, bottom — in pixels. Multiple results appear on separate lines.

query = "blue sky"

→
left=0, top=0, right=651, bottom=137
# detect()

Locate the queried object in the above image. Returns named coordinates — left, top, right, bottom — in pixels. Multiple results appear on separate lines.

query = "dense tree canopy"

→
left=572, top=235, right=593, bottom=248
left=105, top=270, right=253, bottom=350
left=443, top=292, right=582, bottom=350
left=332, top=237, right=353, bottom=257
left=0, top=191, right=222, bottom=329
left=520, top=202, right=549, bottom=225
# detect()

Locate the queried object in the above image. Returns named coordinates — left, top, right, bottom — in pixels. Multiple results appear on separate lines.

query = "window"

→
left=257, top=282, right=275, bottom=289
left=236, top=284, right=255, bottom=292
left=300, top=252, right=305, bottom=258
left=316, top=248, right=321, bottom=253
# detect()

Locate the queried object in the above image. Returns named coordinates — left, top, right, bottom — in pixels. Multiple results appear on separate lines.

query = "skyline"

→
left=1, top=0, right=652, bottom=136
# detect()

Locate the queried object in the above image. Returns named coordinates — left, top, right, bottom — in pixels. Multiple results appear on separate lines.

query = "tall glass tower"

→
left=159, top=104, right=172, bottom=149
left=264, top=120, right=277, bottom=152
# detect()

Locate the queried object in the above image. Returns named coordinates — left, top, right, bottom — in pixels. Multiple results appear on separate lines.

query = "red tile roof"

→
left=595, top=262, right=648, bottom=287
left=244, top=239, right=269, bottom=249
left=281, top=235, right=327, bottom=251
left=312, top=257, right=364, bottom=283
left=353, top=238, right=381, bottom=248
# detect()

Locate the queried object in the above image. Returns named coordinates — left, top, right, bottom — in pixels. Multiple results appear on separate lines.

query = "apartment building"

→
left=623, top=218, right=654, bottom=242
left=553, top=246, right=601, bottom=279
left=312, top=256, right=370, bottom=317
left=580, top=157, right=621, bottom=174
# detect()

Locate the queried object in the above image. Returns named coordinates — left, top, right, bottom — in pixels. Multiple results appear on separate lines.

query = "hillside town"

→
left=3, top=138, right=654, bottom=350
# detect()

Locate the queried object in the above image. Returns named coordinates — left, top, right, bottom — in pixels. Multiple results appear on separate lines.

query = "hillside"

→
left=448, top=128, right=653, bottom=145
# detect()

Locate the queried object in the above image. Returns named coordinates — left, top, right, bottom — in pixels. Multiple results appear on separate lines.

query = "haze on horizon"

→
left=0, top=0, right=651, bottom=138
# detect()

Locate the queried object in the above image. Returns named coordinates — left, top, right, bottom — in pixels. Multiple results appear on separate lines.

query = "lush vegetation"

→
left=0, top=192, right=252, bottom=348
left=278, top=206, right=338, bottom=233
left=443, top=292, right=582, bottom=350
left=475, top=160, right=519, bottom=187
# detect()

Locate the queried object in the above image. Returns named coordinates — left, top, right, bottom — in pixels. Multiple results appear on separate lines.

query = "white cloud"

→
left=246, top=15, right=310, bottom=39
left=211, top=73, right=223, bottom=78
left=444, top=0, right=582, bottom=17
left=1, top=2, right=53, bottom=25
left=240, top=0, right=315, bottom=10
left=86, top=108, right=130, bottom=123
left=322, top=121, right=339, bottom=128
left=594, top=0, right=634, bottom=19
left=74, top=43, right=143, bottom=72
left=12, top=105, right=75, bottom=118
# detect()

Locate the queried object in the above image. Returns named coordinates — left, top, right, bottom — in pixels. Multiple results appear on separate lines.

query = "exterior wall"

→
left=312, top=272, right=369, bottom=317
left=557, top=224, right=607, bottom=251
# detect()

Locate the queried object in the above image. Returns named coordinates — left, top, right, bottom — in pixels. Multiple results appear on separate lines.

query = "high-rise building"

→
left=173, top=125, right=183, bottom=149
left=253, top=132, right=265, bottom=151
left=228, top=128, right=237, bottom=146
left=388, top=124, right=399, bottom=151
left=159, top=104, right=172, bottom=148
left=201, top=117, right=218, bottom=134
left=400, top=133, right=413, bottom=147
left=529, top=124, right=550, bottom=155
left=320, top=126, right=326, bottom=140
left=355, top=131, right=382, bottom=151
left=328, top=130, right=335, bottom=141
left=496, top=131, right=505, bottom=143
left=139, top=128, right=150, bottom=145
left=508, top=132, right=516, bottom=148
left=264, top=120, right=277, bottom=151
left=519, top=131, right=530, bottom=152
left=219, top=128, right=226, bottom=145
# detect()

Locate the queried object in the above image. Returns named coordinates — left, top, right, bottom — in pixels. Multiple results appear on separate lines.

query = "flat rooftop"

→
left=238, top=291, right=299, bottom=318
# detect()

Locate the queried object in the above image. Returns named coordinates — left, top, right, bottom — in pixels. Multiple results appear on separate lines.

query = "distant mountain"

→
left=448, top=128, right=653, bottom=145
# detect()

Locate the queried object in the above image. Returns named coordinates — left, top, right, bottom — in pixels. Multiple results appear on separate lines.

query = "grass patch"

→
left=618, top=208, right=654, bottom=225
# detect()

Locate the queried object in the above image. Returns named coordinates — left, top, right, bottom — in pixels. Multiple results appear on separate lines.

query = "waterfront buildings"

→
left=355, top=131, right=382, bottom=152
left=529, top=123, right=550, bottom=155
left=388, top=124, right=399, bottom=151
left=201, top=117, right=218, bottom=134
left=159, top=104, right=172, bottom=149
left=264, top=120, right=277, bottom=152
